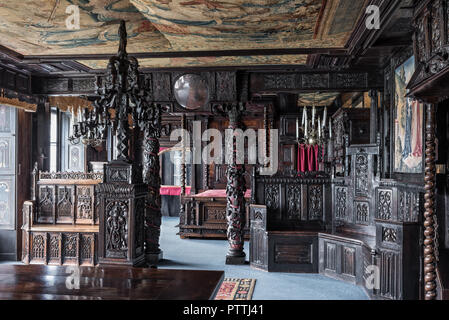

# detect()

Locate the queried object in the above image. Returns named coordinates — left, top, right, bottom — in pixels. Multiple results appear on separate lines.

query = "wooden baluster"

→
left=424, top=102, right=437, bottom=300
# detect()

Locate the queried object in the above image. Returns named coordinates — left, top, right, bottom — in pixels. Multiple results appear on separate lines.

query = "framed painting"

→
left=393, top=55, right=423, bottom=174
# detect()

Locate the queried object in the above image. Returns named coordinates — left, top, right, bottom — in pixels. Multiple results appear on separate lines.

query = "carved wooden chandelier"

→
left=70, top=20, right=159, bottom=161
left=296, top=94, right=329, bottom=146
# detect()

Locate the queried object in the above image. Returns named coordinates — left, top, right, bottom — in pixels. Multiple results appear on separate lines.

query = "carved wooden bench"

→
left=21, top=170, right=103, bottom=266
left=249, top=204, right=377, bottom=285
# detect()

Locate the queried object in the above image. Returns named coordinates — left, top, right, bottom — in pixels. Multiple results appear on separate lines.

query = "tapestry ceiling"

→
left=0, top=0, right=366, bottom=68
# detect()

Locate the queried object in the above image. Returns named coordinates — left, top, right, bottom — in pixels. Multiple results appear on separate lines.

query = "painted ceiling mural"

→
left=0, top=0, right=366, bottom=68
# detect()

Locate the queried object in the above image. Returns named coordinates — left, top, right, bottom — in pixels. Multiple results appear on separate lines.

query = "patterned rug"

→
left=214, top=278, right=256, bottom=300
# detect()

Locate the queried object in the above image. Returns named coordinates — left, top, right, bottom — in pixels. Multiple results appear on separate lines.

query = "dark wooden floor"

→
left=0, top=264, right=224, bottom=300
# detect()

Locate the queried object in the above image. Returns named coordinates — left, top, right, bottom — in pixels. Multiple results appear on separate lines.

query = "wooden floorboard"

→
left=0, top=264, right=224, bottom=300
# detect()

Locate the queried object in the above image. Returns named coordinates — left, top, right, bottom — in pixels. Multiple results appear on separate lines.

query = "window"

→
left=49, top=107, right=58, bottom=172
left=161, top=149, right=191, bottom=187
left=50, top=107, right=86, bottom=172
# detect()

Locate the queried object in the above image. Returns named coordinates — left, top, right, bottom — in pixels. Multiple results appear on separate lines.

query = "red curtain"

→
left=297, top=144, right=323, bottom=172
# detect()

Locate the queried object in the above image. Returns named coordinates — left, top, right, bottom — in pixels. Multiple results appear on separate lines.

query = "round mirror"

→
left=174, top=74, right=209, bottom=110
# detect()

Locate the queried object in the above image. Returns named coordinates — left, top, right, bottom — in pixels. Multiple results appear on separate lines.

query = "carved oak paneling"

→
left=380, top=250, right=400, bottom=300
left=265, top=184, right=280, bottom=213
left=274, top=243, right=312, bottom=264
left=56, top=185, right=74, bottom=223
left=325, top=241, right=337, bottom=272
left=31, top=233, right=46, bottom=262
left=76, top=186, right=94, bottom=223
left=377, top=189, right=393, bottom=220
left=63, top=233, right=78, bottom=263
left=48, top=233, right=61, bottom=264
left=80, top=234, right=94, bottom=265
left=216, top=71, right=236, bottom=101
left=335, top=186, right=347, bottom=221
left=342, top=246, right=356, bottom=276
left=382, top=227, right=398, bottom=244
left=286, top=184, right=301, bottom=220
left=355, top=153, right=369, bottom=196
left=37, top=185, right=55, bottom=223
left=308, top=185, right=323, bottom=220
left=105, top=200, right=128, bottom=259
left=355, top=201, right=369, bottom=225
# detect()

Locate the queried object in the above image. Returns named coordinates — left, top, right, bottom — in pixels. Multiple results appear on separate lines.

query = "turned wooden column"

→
left=224, top=102, right=246, bottom=264
left=142, top=103, right=163, bottom=265
left=424, top=102, right=437, bottom=300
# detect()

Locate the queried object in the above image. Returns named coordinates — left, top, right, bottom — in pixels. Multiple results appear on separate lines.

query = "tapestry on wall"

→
left=394, top=56, right=423, bottom=174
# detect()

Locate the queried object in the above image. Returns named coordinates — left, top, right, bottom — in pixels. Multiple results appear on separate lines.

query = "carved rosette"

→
left=424, top=103, right=437, bottom=300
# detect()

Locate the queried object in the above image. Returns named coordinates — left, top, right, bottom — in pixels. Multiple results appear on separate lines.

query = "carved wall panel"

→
left=335, top=186, right=348, bottom=221
left=31, top=233, right=46, bottom=262
left=302, top=74, right=328, bottom=88
left=308, top=185, right=323, bottom=220
left=380, top=250, right=400, bottom=300
left=56, top=185, right=74, bottom=223
left=63, top=233, right=78, bottom=264
left=382, top=227, right=398, bottom=244
left=355, top=201, right=369, bottom=225
left=48, top=233, right=61, bottom=264
left=152, top=73, right=171, bottom=101
left=25, top=231, right=97, bottom=266
left=265, top=184, right=280, bottom=213
left=342, top=246, right=356, bottom=276
left=37, top=185, right=55, bottom=223
left=105, top=200, right=129, bottom=259
left=134, top=198, right=145, bottom=257
left=250, top=227, right=267, bottom=268
left=355, top=153, right=369, bottom=196
left=204, top=207, right=227, bottom=223
left=216, top=71, right=236, bottom=101
left=377, top=189, right=393, bottom=220
left=274, top=243, right=312, bottom=264
left=286, top=184, right=301, bottom=220
left=264, top=74, right=297, bottom=89
left=76, top=186, right=94, bottom=223
left=324, top=241, right=337, bottom=272
left=398, top=190, right=420, bottom=222
left=249, top=206, right=268, bottom=270
left=412, top=0, right=449, bottom=83
left=80, top=234, right=95, bottom=265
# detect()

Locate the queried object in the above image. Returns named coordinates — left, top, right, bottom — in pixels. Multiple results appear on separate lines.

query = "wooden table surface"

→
left=0, top=264, right=224, bottom=300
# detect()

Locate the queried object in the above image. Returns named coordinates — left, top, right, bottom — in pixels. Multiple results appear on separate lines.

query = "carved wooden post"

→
left=369, top=89, right=378, bottom=144
left=224, top=102, right=246, bottom=264
left=142, top=103, right=163, bottom=265
left=424, top=102, right=437, bottom=300
left=179, top=114, right=186, bottom=227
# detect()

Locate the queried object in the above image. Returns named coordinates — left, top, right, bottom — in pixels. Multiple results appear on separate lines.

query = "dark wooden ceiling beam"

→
left=21, top=47, right=348, bottom=63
